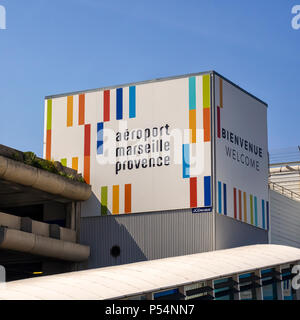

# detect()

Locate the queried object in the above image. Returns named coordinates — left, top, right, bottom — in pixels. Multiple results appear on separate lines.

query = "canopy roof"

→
left=0, top=244, right=299, bottom=300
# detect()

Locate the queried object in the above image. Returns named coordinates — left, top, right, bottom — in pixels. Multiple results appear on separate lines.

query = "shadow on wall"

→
left=216, top=214, right=268, bottom=250
left=79, top=192, right=147, bottom=269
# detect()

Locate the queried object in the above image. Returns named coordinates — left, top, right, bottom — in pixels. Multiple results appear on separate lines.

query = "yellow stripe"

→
left=203, top=74, right=210, bottom=109
left=72, top=157, right=78, bottom=171
left=189, top=109, right=196, bottom=143
left=112, top=185, right=119, bottom=214
left=67, top=96, right=73, bottom=127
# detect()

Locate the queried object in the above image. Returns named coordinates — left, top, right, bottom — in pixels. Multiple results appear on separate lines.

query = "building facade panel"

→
left=270, top=189, right=300, bottom=248
left=80, top=209, right=214, bottom=268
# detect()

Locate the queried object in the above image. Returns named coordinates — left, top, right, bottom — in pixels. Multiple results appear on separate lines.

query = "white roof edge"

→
left=0, top=244, right=299, bottom=300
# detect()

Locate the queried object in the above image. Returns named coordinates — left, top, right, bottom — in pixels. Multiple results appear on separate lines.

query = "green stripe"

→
left=250, top=195, right=254, bottom=225
left=101, top=186, right=108, bottom=216
left=203, top=74, right=210, bottom=108
left=61, top=158, right=67, bottom=167
left=47, top=99, right=52, bottom=130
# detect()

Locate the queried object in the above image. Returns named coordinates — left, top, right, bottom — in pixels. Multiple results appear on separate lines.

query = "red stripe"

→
left=233, top=188, right=237, bottom=219
left=46, top=130, right=51, bottom=160
left=104, top=90, right=110, bottom=122
left=190, top=177, right=197, bottom=208
left=84, top=124, right=91, bottom=156
left=238, top=190, right=242, bottom=220
left=217, top=106, right=220, bottom=138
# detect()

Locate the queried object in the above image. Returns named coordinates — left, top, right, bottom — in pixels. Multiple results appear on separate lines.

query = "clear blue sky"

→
left=0, top=0, right=299, bottom=156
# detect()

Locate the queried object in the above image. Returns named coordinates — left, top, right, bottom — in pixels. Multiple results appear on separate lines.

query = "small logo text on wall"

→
left=292, top=5, right=300, bottom=30
left=0, top=5, right=6, bottom=30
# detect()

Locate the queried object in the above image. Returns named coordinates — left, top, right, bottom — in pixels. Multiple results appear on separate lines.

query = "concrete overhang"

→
left=0, top=227, right=90, bottom=262
left=0, top=154, right=92, bottom=208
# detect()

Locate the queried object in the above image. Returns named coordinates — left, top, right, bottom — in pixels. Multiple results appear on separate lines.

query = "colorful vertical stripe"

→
left=46, top=100, right=52, bottom=160
left=254, top=196, right=258, bottom=227
left=218, top=181, right=222, bottom=214
left=97, top=122, right=104, bottom=155
left=78, top=94, right=85, bottom=125
left=219, top=77, right=223, bottom=108
left=238, top=190, right=242, bottom=220
left=116, top=88, right=123, bottom=120
left=72, top=157, right=78, bottom=171
left=129, top=86, right=136, bottom=118
left=233, top=188, right=237, bottom=219
left=203, top=75, right=210, bottom=108
left=190, top=177, right=197, bottom=208
left=266, top=201, right=269, bottom=230
left=101, top=186, right=108, bottom=216
left=262, top=199, right=265, bottom=229
left=203, top=74, right=211, bottom=142
left=204, top=176, right=211, bottom=207
left=67, top=96, right=73, bottom=127
left=112, top=185, right=119, bottom=214
left=84, top=124, right=91, bottom=184
left=103, top=90, right=110, bottom=122
left=61, top=158, right=67, bottom=167
left=189, top=77, right=196, bottom=110
left=217, top=106, right=221, bottom=138
left=243, top=192, right=247, bottom=222
left=189, top=110, right=196, bottom=143
left=203, top=109, right=210, bottom=142
left=182, top=144, right=190, bottom=178
left=223, top=183, right=227, bottom=215
left=250, top=195, right=254, bottom=225
left=125, top=184, right=132, bottom=213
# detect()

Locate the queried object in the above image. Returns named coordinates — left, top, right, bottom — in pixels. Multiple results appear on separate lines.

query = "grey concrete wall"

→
left=216, top=213, right=268, bottom=250
left=80, top=209, right=214, bottom=269
left=270, top=189, right=300, bottom=248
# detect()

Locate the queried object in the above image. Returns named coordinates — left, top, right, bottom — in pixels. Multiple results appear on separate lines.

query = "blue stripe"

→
left=116, top=88, right=123, bottom=120
left=189, top=77, right=196, bottom=110
left=218, top=181, right=222, bottom=214
left=129, top=86, right=136, bottom=118
left=182, top=144, right=190, bottom=178
left=223, top=183, right=227, bottom=215
left=254, top=197, right=258, bottom=227
left=204, top=176, right=211, bottom=206
left=262, top=199, right=265, bottom=229
left=97, top=122, right=104, bottom=154
left=266, top=201, right=269, bottom=230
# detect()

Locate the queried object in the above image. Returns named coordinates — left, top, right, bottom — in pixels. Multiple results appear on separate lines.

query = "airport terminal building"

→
left=0, top=71, right=300, bottom=300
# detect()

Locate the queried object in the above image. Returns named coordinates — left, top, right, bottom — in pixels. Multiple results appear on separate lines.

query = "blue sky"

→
left=0, top=0, right=299, bottom=156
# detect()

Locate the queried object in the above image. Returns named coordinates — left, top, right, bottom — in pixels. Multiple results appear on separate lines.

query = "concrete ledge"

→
left=0, top=155, right=91, bottom=201
left=0, top=212, right=21, bottom=230
left=0, top=227, right=90, bottom=262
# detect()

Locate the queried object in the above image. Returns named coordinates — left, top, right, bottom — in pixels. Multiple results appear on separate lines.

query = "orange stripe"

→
left=203, top=108, right=210, bottom=142
left=189, top=109, right=196, bottom=143
left=239, top=190, right=242, bottom=220
left=46, top=129, right=51, bottom=160
left=84, top=155, right=90, bottom=184
left=67, top=96, right=73, bottom=127
left=72, top=157, right=78, bottom=171
left=125, top=184, right=132, bottom=214
left=113, top=185, right=119, bottom=214
left=78, top=94, right=85, bottom=125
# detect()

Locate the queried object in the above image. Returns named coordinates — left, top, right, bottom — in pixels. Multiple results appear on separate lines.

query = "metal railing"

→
left=269, top=181, right=300, bottom=201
